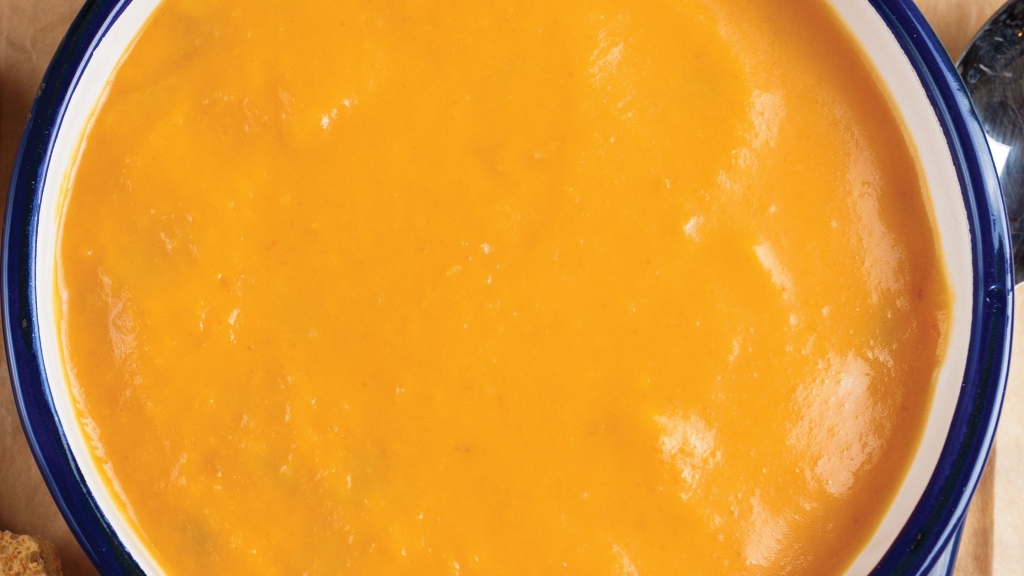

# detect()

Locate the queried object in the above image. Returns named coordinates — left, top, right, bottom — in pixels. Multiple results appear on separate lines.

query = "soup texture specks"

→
left=57, top=0, right=951, bottom=574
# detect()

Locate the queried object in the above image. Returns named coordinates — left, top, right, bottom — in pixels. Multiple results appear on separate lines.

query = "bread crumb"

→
left=0, top=531, right=62, bottom=576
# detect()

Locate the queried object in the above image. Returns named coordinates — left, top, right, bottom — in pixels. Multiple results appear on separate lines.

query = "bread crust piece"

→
left=0, top=531, right=62, bottom=576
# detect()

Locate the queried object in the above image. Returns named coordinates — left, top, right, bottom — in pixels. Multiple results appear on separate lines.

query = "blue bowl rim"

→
left=2, top=0, right=1013, bottom=574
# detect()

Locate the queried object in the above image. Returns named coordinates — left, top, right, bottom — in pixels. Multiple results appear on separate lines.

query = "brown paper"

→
left=990, top=304, right=1024, bottom=575
left=1, top=2, right=97, bottom=575
left=913, top=3, right=1024, bottom=575
left=0, top=1, right=1017, bottom=575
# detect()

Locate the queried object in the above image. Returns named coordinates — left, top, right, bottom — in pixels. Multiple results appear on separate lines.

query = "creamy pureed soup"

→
left=56, top=0, right=951, bottom=573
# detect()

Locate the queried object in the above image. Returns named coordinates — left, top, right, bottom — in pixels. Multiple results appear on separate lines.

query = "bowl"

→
left=3, top=0, right=1013, bottom=574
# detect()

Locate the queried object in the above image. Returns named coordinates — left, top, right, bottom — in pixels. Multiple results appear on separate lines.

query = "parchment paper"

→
left=912, top=2, right=1024, bottom=574
left=0, top=1, right=1018, bottom=575
left=1, top=3, right=97, bottom=574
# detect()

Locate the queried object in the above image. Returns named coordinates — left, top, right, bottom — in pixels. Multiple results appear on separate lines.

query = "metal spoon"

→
left=960, top=0, right=1024, bottom=283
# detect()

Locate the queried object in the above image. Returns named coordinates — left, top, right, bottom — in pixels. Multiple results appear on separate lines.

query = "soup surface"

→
left=57, top=0, right=951, bottom=573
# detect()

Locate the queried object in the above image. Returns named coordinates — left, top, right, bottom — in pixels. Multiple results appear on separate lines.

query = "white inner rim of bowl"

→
left=32, top=1, right=974, bottom=574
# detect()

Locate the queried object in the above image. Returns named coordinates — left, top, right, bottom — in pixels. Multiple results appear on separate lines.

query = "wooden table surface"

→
left=0, top=1, right=1019, bottom=574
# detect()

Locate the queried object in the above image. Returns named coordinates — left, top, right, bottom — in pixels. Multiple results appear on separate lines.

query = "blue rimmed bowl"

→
left=2, top=0, right=1013, bottom=574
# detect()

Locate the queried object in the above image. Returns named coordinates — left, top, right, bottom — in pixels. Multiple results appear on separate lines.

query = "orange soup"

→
left=57, top=0, right=950, bottom=573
